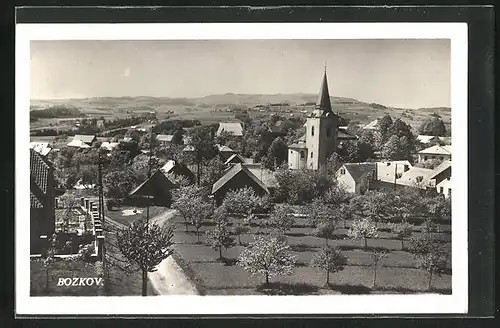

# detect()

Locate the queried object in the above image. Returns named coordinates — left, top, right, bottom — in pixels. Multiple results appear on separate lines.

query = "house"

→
left=224, top=153, right=245, bottom=165
left=436, top=176, right=452, bottom=198
left=216, top=144, right=236, bottom=161
left=336, top=160, right=412, bottom=193
left=156, top=134, right=174, bottom=144
left=362, top=119, right=379, bottom=130
left=288, top=68, right=339, bottom=171
left=30, top=149, right=56, bottom=254
left=126, top=170, right=176, bottom=206
left=418, top=145, right=452, bottom=162
left=394, top=167, right=435, bottom=189
left=72, top=134, right=97, bottom=146
left=29, top=141, right=52, bottom=156
left=243, top=163, right=279, bottom=191
left=216, top=122, right=244, bottom=137
left=67, top=139, right=91, bottom=149
left=336, top=162, right=377, bottom=193
left=161, top=160, right=195, bottom=183
left=211, top=163, right=269, bottom=205
left=416, top=135, right=440, bottom=144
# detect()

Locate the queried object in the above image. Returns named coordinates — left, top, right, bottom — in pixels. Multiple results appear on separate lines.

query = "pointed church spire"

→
left=315, top=68, right=332, bottom=115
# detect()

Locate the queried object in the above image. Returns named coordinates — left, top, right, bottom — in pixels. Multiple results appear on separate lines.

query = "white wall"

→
left=336, top=168, right=356, bottom=193
left=288, top=148, right=307, bottom=170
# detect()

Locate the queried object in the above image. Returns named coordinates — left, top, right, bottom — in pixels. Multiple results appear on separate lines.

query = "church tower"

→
left=305, top=68, right=338, bottom=170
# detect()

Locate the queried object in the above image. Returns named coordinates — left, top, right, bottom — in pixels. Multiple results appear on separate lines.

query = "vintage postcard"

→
left=16, top=22, right=468, bottom=315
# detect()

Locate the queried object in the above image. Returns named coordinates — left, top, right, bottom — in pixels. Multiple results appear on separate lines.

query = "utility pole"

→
left=393, top=163, right=398, bottom=189
left=98, top=150, right=108, bottom=294
left=142, top=127, right=154, bottom=297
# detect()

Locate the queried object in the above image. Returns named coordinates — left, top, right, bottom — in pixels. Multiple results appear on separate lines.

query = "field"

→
left=170, top=213, right=451, bottom=296
left=31, top=95, right=451, bottom=133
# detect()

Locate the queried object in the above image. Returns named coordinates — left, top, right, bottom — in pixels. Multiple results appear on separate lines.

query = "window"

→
left=440, top=156, right=444, bottom=160
left=432, top=156, right=436, bottom=159
left=311, top=126, right=315, bottom=136
left=310, top=151, right=314, bottom=158
left=404, top=164, right=409, bottom=172
left=424, top=156, right=428, bottom=161
left=440, top=187, right=444, bottom=194
left=340, top=168, right=345, bottom=175
left=300, top=151, right=305, bottom=159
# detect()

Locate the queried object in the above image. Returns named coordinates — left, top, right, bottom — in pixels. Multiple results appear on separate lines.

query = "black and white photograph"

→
left=16, top=22, right=468, bottom=315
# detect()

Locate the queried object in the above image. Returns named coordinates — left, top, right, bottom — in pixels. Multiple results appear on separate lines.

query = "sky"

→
left=30, top=39, right=451, bottom=108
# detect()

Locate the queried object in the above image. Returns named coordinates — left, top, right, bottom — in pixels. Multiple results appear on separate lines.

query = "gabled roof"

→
left=338, top=130, right=357, bottom=140
left=73, top=134, right=96, bottom=144
left=339, top=162, right=377, bottom=182
left=156, top=134, right=174, bottom=142
left=216, top=122, right=244, bottom=136
left=67, top=139, right=91, bottom=148
left=428, top=160, right=452, bottom=179
left=30, top=149, right=53, bottom=208
left=212, top=163, right=269, bottom=195
left=224, top=153, right=245, bottom=165
left=30, top=142, right=52, bottom=156
left=396, top=167, right=434, bottom=188
left=161, top=160, right=194, bottom=177
left=129, top=170, right=176, bottom=197
left=418, top=145, right=452, bottom=155
left=244, top=164, right=279, bottom=189
left=216, top=144, right=235, bottom=152
left=362, top=119, right=379, bottom=130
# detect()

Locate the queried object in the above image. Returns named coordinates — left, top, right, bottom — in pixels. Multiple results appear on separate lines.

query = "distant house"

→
left=416, top=135, right=452, bottom=146
left=67, top=139, right=91, bottom=149
left=127, top=170, right=176, bottom=206
left=211, top=163, right=269, bottom=205
left=30, top=149, right=56, bottom=254
left=436, top=176, right=452, bottom=198
left=216, top=122, right=244, bottom=137
left=362, top=119, right=379, bottom=130
left=418, top=145, right=452, bottom=162
left=336, top=160, right=413, bottom=193
left=72, top=134, right=97, bottom=146
left=224, top=153, right=245, bottom=165
left=100, top=141, right=120, bottom=152
left=336, top=162, right=377, bottom=194
left=161, top=160, right=195, bottom=183
left=216, top=144, right=236, bottom=161
left=243, top=163, right=279, bottom=191
left=394, top=167, right=435, bottom=189
left=29, top=141, right=52, bottom=157
left=428, top=160, right=452, bottom=196
left=156, top=134, right=174, bottom=144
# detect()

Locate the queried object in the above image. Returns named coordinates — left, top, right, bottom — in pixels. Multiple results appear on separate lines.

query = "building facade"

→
left=288, top=69, right=338, bottom=171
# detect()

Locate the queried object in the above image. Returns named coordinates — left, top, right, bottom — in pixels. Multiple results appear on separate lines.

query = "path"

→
left=147, top=209, right=199, bottom=295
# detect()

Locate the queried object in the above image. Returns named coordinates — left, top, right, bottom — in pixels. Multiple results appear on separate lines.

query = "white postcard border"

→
left=16, top=22, right=468, bottom=315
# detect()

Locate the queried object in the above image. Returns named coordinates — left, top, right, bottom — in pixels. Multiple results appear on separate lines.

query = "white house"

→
left=436, top=177, right=452, bottom=198
left=418, top=145, right=452, bottom=162
left=216, top=122, right=244, bottom=137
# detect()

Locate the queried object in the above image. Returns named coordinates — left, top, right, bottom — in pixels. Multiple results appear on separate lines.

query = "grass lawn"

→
left=105, top=205, right=167, bottom=227
left=171, top=212, right=452, bottom=296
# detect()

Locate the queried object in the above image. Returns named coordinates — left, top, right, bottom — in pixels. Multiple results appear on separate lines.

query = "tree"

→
left=311, top=246, right=347, bottom=286
left=171, top=128, right=184, bottom=145
left=238, top=235, right=296, bottom=285
left=200, top=156, right=226, bottom=187
left=58, top=193, right=78, bottom=232
left=103, top=168, right=136, bottom=203
left=370, top=249, right=388, bottom=289
left=381, top=135, right=400, bottom=160
left=347, top=218, right=378, bottom=251
left=377, top=115, right=393, bottom=141
left=191, top=199, right=213, bottom=244
left=206, top=210, right=235, bottom=259
left=117, top=220, right=174, bottom=296
left=314, top=220, right=337, bottom=246
left=409, top=234, right=447, bottom=290
left=265, top=137, right=288, bottom=170
left=222, top=187, right=261, bottom=217
left=419, top=116, right=447, bottom=136
left=326, top=152, right=344, bottom=177
left=171, top=185, right=207, bottom=231
left=388, top=221, right=414, bottom=250
left=265, top=205, right=295, bottom=235
left=188, top=126, right=218, bottom=185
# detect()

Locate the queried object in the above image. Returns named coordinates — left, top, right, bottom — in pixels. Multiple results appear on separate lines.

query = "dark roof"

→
left=341, top=163, right=377, bottom=181
left=212, top=163, right=269, bottom=195
left=316, top=71, right=332, bottom=113
left=338, top=130, right=358, bottom=140
left=30, top=149, right=54, bottom=208
left=129, top=170, right=176, bottom=197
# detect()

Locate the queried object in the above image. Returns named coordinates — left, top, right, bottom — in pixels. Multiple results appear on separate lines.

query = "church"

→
left=288, top=69, right=354, bottom=171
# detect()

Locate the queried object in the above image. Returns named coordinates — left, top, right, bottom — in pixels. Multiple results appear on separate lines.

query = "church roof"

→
left=313, top=70, right=333, bottom=117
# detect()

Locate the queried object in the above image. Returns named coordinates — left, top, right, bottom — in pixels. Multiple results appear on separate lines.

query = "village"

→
left=30, top=70, right=452, bottom=296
